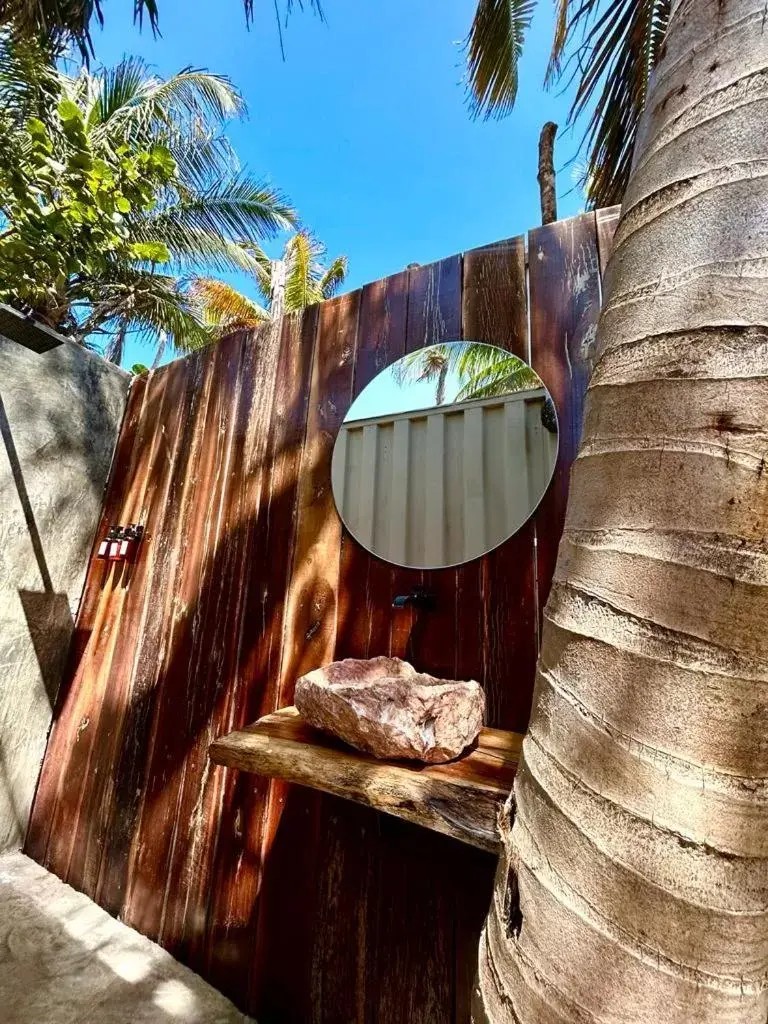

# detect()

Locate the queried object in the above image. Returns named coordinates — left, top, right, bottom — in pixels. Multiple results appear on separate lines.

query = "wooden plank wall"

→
left=26, top=206, right=620, bottom=1024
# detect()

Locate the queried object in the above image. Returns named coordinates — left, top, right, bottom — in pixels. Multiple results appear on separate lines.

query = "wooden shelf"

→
left=209, top=707, right=521, bottom=853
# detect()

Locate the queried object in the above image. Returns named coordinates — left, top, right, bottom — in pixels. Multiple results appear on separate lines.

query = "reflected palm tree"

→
left=391, top=342, right=541, bottom=406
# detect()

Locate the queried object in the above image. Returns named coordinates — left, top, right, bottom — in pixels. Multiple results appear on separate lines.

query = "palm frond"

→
left=0, top=0, right=104, bottom=58
left=133, top=219, right=268, bottom=275
left=241, top=0, right=324, bottom=21
left=284, top=230, right=317, bottom=311
left=87, top=54, right=146, bottom=126
left=189, top=276, right=269, bottom=335
left=167, top=132, right=240, bottom=192
left=1, top=0, right=320, bottom=62
left=80, top=267, right=210, bottom=352
left=104, top=321, right=127, bottom=364
left=0, top=30, right=60, bottom=124
left=148, top=174, right=296, bottom=249
left=465, top=0, right=537, bottom=120
left=320, top=254, right=347, bottom=300
left=85, top=61, right=243, bottom=137
left=240, top=241, right=273, bottom=303
left=547, top=0, right=670, bottom=207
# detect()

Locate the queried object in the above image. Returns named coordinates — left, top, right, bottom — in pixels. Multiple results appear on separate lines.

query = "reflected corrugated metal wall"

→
left=332, top=389, right=557, bottom=568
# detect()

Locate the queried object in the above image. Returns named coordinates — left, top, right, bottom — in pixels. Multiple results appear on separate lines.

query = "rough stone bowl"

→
left=294, top=656, right=485, bottom=764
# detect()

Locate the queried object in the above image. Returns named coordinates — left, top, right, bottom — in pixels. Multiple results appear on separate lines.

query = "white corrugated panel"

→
left=331, top=388, right=557, bottom=568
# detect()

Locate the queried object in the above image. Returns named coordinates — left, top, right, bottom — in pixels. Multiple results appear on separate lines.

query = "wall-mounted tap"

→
left=392, top=587, right=436, bottom=610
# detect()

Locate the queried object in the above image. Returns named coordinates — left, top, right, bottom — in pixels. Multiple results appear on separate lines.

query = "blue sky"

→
left=89, top=1, right=589, bottom=369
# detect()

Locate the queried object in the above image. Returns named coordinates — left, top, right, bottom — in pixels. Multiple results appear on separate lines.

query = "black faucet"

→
left=392, top=587, right=436, bottom=610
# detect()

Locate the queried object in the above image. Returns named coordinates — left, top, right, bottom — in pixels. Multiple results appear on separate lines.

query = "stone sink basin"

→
left=294, top=656, right=485, bottom=764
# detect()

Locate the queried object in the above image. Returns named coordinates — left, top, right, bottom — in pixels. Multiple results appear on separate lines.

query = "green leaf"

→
left=116, top=196, right=132, bottom=214
left=149, top=144, right=176, bottom=177
left=57, top=98, right=82, bottom=124
left=130, top=240, right=171, bottom=263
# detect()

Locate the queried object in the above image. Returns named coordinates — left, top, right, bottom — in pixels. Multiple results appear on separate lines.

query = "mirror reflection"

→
left=331, top=342, right=559, bottom=570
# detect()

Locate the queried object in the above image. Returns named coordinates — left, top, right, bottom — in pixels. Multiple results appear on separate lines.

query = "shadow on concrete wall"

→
left=0, top=394, right=74, bottom=709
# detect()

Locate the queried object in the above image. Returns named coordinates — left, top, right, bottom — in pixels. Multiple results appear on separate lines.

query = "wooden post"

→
left=537, top=122, right=558, bottom=225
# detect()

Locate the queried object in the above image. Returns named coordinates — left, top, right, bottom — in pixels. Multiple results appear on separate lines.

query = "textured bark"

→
left=537, top=122, right=557, bottom=225
left=476, top=0, right=768, bottom=1021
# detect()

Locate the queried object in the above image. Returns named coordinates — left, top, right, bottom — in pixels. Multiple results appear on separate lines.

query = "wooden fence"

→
left=26, top=206, right=620, bottom=1023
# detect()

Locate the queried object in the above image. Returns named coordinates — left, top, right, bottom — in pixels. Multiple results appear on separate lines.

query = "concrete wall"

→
left=0, top=335, right=129, bottom=853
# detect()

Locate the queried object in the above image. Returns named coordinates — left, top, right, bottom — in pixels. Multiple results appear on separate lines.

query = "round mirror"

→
left=331, top=341, right=559, bottom=570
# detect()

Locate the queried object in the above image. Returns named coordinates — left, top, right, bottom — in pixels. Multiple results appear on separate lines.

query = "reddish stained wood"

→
left=365, top=819, right=454, bottom=1024
left=529, top=211, right=602, bottom=613
left=205, top=313, right=315, bottom=1001
left=70, top=357, right=194, bottom=899
left=39, top=373, right=160, bottom=880
left=24, top=373, right=148, bottom=864
left=154, top=333, right=251, bottom=966
left=335, top=270, right=409, bottom=663
left=368, top=253, right=467, bottom=1024
left=462, top=235, right=537, bottom=733
left=250, top=292, right=360, bottom=1018
left=395, top=254, right=462, bottom=678
left=120, top=341, right=223, bottom=943
left=462, top=237, right=528, bottom=353
left=276, top=291, right=360, bottom=702
left=95, top=349, right=210, bottom=918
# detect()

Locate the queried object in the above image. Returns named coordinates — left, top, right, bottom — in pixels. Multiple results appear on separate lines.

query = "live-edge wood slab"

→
left=209, top=707, right=521, bottom=853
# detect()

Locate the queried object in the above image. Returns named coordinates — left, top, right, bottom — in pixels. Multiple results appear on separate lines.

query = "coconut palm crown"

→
left=0, top=36, right=297, bottom=359
left=190, top=230, right=348, bottom=337
left=0, top=0, right=669, bottom=209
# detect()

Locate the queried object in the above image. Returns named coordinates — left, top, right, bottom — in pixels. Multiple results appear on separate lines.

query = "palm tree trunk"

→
left=476, top=0, right=768, bottom=1020
left=152, top=330, right=167, bottom=369
left=270, top=258, right=287, bottom=321
left=537, top=122, right=557, bottom=225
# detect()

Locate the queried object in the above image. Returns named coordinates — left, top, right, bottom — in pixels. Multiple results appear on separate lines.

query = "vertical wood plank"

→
left=461, top=235, right=535, bottom=733
left=71, top=357, right=195, bottom=899
left=360, top=254, right=463, bottom=1024
left=24, top=374, right=148, bottom=864
left=95, top=349, right=210, bottom=919
left=250, top=292, right=360, bottom=1021
left=119, top=340, right=223, bottom=943
left=335, top=270, right=409, bottom=664
left=154, top=333, right=253, bottom=967
left=529, top=212, right=602, bottom=613
left=393, top=254, right=462, bottom=678
left=462, top=236, right=528, bottom=353
left=40, top=372, right=160, bottom=880
left=206, top=313, right=315, bottom=1004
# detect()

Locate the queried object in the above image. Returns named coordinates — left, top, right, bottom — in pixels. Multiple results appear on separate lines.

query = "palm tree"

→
left=474, top=1, right=768, bottom=1021
left=0, top=39, right=296, bottom=362
left=0, top=0, right=664, bottom=208
left=0, top=0, right=324, bottom=61
left=189, top=230, right=347, bottom=336
left=466, top=0, right=670, bottom=207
